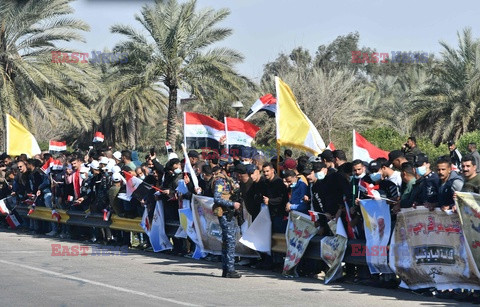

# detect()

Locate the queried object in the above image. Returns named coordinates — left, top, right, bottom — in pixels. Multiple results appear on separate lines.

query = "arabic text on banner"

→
left=389, top=207, right=480, bottom=290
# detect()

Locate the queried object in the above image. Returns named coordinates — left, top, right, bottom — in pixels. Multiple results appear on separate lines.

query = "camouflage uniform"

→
left=213, top=174, right=241, bottom=277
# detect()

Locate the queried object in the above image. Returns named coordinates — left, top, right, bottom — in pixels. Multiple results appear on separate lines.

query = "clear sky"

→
left=70, top=0, right=480, bottom=83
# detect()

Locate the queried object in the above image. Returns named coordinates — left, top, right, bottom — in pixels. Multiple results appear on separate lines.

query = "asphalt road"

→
left=0, top=229, right=469, bottom=307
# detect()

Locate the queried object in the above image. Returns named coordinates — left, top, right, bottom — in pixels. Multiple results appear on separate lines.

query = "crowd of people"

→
left=1, top=136, right=480, bottom=300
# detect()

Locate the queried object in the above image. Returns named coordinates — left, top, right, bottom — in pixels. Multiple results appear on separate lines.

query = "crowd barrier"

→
left=13, top=204, right=367, bottom=265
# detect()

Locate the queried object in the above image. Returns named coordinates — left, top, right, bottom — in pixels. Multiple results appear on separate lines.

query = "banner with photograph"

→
left=359, top=199, right=392, bottom=274
left=191, top=195, right=257, bottom=257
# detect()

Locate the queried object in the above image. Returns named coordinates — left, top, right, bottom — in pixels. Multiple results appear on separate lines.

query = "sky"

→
left=69, top=0, right=480, bottom=84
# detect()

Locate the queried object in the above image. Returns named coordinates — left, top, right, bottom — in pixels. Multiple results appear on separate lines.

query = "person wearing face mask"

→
left=284, top=170, right=309, bottom=214
left=135, top=167, right=146, bottom=180
left=198, top=165, right=215, bottom=197
left=412, top=153, right=439, bottom=211
left=368, top=160, right=400, bottom=202
left=349, top=159, right=369, bottom=220
left=160, top=158, right=186, bottom=255
left=305, top=162, right=329, bottom=233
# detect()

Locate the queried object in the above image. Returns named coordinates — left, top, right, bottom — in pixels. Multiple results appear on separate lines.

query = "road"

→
left=0, top=229, right=467, bottom=306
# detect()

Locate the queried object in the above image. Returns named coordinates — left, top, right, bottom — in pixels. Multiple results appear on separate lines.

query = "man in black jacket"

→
left=245, top=164, right=264, bottom=220
left=261, top=162, right=287, bottom=233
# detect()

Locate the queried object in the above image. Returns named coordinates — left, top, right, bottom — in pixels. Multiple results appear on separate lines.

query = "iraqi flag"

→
left=0, top=197, right=10, bottom=215
left=327, top=142, right=336, bottom=151
left=244, top=94, right=277, bottom=121
left=123, top=171, right=153, bottom=201
left=41, top=157, right=55, bottom=174
left=49, top=140, right=67, bottom=152
left=184, top=112, right=225, bottom=149
left=358, top=179, right=381, bottom=199
left=140, top=206, right=151, bottom=235
left=92, top=131, right=105, bottom=143
left=353, top=130, right=389, bottom=162
left=224, top=117, right=260, bottom=147
left=6, top=214, right=20, bottom=229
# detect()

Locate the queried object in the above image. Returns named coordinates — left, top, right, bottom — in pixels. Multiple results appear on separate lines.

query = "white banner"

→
left=239, top=205, right=272, bottom=254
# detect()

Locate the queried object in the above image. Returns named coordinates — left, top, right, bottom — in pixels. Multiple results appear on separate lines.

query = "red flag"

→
left=358, top=179, right=380, bottom=199
left=327, top=142, right=336, bottom=151
left=343, top=198, right=356, bottom=239
left=103, top=209, right=111, bottom=221
left=308, top=210, right=319, bottom=222
left=93, top=131, right=105, bottom=143
left=6, top=214, right=20, bottom=229
left=49, top=140, right=67, bottom=152
left=51, top=210, right=61, bottom=222
left=224, top=117, right=260, bottom=147
left=244, top=94, right=277, bottom=120
left=0, top=198, right=10, bottom=215
left=41, top=157, right=55, bottom=174
left=141, top=207, right=151, bottom=234
left=352, top=130, right=389, bottom=162
left=123, top=171, right=154, bottom=201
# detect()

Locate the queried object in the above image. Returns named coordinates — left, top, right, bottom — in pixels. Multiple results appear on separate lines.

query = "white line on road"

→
left=0, top=259, right=200, bottom=307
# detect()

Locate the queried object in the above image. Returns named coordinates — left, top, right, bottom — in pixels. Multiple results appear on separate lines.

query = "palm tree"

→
left=411, top=28, right=480, bottom=144
left=0, top=0, right=100, bottom=149
left=94, top=49, right=167, bottom=149
left=111, top=0, right=251, bottom=149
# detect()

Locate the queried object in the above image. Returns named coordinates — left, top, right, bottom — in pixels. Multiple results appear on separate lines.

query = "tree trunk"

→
left=127, top=105, right=137, bottom=149
left=166, top=86, right=178, bottom=149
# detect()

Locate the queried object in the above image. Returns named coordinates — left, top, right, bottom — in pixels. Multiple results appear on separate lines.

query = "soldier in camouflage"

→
left=213, top=173, right=242, bottom=278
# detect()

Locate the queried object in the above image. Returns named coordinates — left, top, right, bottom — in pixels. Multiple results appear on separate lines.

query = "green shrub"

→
left=457, top=130, right=480, bottom=156
left=360, top=127, right=449, bottom=163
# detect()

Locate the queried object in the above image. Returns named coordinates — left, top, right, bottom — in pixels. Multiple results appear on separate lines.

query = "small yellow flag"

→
left=275, top=77, right=325, bottom=154
left=6, top=114, right=41, bottom=157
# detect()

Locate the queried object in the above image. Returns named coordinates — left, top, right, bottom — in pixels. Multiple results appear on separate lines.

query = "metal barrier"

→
left=14, top=204, right=367, bottom=265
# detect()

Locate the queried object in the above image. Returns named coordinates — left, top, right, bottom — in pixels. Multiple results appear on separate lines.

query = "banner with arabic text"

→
left=321, top=218, right=348, bottom=284
left=456, top=192, right=480, bottom=269
left=389, top=207, right=480, bottom=290
left=283, top=211, right=318, bottom=275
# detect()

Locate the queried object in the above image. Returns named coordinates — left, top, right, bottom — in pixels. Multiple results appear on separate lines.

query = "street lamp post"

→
left=231, top=101, right=243, bottom=118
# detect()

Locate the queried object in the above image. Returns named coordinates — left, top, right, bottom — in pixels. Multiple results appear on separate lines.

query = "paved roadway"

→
left=0, top=229, right=468, bottom=307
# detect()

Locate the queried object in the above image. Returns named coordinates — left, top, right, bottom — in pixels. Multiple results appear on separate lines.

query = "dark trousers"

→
left=219, top=215, right=236, bottom=272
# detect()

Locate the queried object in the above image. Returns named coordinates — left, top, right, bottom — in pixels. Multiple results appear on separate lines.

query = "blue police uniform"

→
left=213, top=175, right=241, bottom=278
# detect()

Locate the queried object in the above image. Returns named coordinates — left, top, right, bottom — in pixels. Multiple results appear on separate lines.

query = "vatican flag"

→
left=6, top=114, right=41, bottom=157
left=275, top=77, right=326, bottom=154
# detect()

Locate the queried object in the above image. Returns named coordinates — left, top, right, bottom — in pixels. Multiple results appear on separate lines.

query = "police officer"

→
left=213, top=171, right=242, bottom=278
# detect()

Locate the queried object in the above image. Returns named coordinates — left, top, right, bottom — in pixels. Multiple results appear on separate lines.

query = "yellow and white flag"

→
left=275, top=77, right=325, bottom=154
left=6, top=114, right=41, bottom=157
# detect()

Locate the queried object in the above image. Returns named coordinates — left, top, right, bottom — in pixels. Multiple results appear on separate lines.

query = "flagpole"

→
left=352, top=129, right=355, bottom=160
left=224, top=117, right=229, bottom=156
left=276, top=142, right=281, bottom=175
left=183, top=112, right=187, bottom=151
left=4, top=114, right=8, bottom=154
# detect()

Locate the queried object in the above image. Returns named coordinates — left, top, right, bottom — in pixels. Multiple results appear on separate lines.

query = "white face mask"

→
left=315, top=171, right=325, bottom=180
left=416, top=166, right=427, bottom=176
left=139, top=175, right=145, bottom=180
left=354, top=173, right=366, bottom=179
left=174, top=168, right=182, bottom=175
